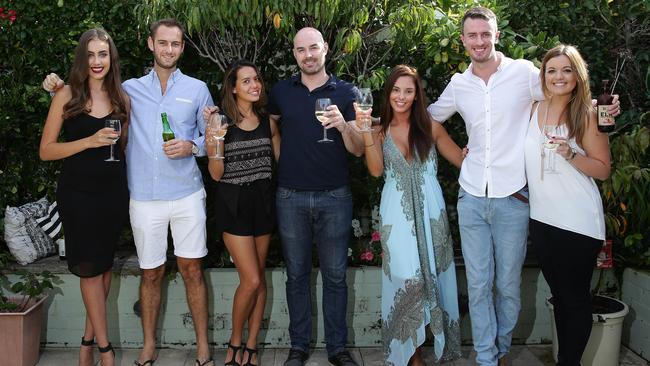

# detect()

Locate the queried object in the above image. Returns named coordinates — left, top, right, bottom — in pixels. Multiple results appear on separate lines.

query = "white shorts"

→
left=129, top=189, right=207, bottom=269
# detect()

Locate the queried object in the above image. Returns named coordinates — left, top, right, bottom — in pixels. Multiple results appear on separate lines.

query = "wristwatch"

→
left=190, top=142, right=199, bottom=156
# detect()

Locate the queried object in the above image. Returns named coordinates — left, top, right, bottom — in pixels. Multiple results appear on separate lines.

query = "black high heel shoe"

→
left=242, top=346, right=258, bottom=366
left=98, top=343, right=115, bottom=365
left=81, top=337, right=95, bottom=347
left=224, top=343, right=242, bottom=366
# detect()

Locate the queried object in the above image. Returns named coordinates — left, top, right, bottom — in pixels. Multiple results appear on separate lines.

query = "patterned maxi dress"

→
left=380, top=132, right=461, bottom=365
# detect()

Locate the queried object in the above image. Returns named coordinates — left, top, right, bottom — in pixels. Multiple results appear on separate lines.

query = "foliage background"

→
left=1, top=0, right=648, bottom=268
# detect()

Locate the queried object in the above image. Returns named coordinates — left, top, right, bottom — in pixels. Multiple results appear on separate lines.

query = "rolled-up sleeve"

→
left=192, top=84, right=214, bottom=156
left=427, top=79, right=457, bottom=123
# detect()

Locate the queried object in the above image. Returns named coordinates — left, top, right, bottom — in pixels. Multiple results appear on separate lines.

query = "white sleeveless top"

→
left=524, top=106, right=606, bottom=240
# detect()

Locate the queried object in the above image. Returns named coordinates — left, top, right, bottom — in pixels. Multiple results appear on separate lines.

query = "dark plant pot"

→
left=547, top=295, right=629, bottom=366
left=0, top=295, right=47, bottom=366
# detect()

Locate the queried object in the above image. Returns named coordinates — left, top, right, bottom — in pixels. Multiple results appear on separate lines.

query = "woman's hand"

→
left=352, top=102, right=373, bottom=133
left=552, top=137, right=574, bottom=160
left=86, top=127, right=119, bottom=148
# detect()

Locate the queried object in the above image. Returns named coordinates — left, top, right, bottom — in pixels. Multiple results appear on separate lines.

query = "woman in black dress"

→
left=203, top=60, right=280, bottom=366
left=39, top=28, right=129, bottom=366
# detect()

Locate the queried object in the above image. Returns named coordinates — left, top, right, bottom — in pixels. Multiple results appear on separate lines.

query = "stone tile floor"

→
left=37, top=345, right=648, bottom=365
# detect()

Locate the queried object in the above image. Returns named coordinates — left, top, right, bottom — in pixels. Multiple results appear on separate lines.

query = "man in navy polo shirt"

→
left=267, top=27, right=364, bottom=366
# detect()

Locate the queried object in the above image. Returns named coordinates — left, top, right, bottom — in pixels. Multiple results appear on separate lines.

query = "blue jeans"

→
left=457, top=186, right=529, bottom=366
left=276, top=185, right=352, bottom=357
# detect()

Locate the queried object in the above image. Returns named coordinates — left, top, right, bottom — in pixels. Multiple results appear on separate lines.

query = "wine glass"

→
left=315, top=98, right=333, bottom=143
left=205, top=114, right=219, bottom=159
left=542, top=124, right=560, bottom=174
left=104, top=119, right=121, bottom=162
left=355, top=88, right=373, bottom=132
left=211, top=113, right=230, bottom=159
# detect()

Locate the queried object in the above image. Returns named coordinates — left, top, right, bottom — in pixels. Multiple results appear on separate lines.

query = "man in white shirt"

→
left=427, top=7, right=618, bottom=366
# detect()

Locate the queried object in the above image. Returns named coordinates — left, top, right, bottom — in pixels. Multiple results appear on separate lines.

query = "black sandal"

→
left=224, top=343, right=241, bottom=366
left=134, top=360, right=156, bottom=366
left=196, top=357, right=215, bottom=366
left=242, top=346, right=258, bottom=366
left=98, top=343, right=115, bottom=365
left=81, top=337, right=95, bottom=347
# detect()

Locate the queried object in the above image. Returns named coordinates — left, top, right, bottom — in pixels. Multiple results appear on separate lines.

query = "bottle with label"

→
left=597, top=79, right=615, bottom=133
left=56, top=238, right=66, bottom=260
left=161, top=112, right=175, bottom=141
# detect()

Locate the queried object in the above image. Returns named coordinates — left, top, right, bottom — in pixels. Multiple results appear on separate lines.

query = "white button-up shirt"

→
left=428, top=54, right=544, bottom=198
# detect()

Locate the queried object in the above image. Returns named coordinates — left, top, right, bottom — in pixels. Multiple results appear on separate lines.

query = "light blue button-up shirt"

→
left=123, top=69, right=213, bottom=201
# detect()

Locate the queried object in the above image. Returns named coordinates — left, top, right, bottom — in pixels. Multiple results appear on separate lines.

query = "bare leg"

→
left=408, top=347, right=426, bottom=366
left=177, top=257, right=211, bottom=362
left=244, top=234, right=271, bottom=365
left=80, top=272, right=114, bottom=366
left=79, top=272, right=111, bottom=366
left=136, top=265, right=165, bottom=363
left=223, top=233, right=268, bottom=365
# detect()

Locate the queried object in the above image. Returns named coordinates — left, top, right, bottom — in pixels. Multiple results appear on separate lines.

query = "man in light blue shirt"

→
left=44, top=18, right=214, bottom=365
left=124, top=18, right=214, bottom=366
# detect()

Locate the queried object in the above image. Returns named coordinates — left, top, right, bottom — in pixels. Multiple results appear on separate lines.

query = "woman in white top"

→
left=524, top=44, right=611, bottom=366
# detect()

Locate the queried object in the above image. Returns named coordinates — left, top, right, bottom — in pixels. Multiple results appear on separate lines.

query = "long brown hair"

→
left=540, top=44, right=593, bottom=145
left=379, top=65, right=433, bottom=161
left=63, top=28, right=128, bottom=123
left=220, top=59, right=267, bottom=124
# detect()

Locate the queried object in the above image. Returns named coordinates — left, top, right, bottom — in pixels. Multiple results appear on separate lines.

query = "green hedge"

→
left=1, top=0, right=648, bottom=267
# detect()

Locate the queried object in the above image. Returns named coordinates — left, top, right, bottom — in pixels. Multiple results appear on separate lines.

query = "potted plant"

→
left=0, top=251, right=57, bottom=366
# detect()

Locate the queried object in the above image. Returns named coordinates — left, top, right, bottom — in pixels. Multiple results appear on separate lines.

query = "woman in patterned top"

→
left=203, top=60, right=280, bottom=366
left=353, top=65, right=463, bottom=365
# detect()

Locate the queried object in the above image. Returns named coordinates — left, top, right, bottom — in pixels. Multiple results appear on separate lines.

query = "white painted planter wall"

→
left=10, top=265, right=560, bottom=349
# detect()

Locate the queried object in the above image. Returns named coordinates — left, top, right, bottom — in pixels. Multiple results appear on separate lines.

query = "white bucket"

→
left=547, top=295, right=629, bottom=366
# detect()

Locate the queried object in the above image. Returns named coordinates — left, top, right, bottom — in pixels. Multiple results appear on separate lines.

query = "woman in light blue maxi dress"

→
left=355, top=65, right=463, bottom=365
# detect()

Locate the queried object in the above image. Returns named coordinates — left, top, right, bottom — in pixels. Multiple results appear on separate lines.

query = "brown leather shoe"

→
left=498, top=356, right=508, bottom=366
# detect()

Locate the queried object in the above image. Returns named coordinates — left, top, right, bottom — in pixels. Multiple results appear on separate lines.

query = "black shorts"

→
left=214, top=179, right=275, bottom=237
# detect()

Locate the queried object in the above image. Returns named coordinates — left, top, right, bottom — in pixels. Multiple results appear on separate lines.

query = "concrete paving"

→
left=37, top=345, right=647, bottom=365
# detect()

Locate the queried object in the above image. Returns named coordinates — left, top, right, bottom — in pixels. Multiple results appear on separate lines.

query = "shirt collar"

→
left=464, top=52, right=512, bottom=79
left=149, top=68, right=183, bottom=86
left=291, top=73, right=338, bottom=90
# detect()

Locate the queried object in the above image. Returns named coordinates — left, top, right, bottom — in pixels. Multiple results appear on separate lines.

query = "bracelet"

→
left=365, top=143, right=375, bottom=148
left=565, top=148, right=577, bottom=161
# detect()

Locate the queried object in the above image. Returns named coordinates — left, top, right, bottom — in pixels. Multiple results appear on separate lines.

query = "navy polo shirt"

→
left=268, top=74, right=357, bottom=190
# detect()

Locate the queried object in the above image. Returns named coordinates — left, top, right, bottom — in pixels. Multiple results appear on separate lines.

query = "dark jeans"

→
left=276, top=185, right=352, bottom=357
left=530, top=219, right=602, bottom=366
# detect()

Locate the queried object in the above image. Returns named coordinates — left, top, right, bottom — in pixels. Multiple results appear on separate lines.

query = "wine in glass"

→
left=355, top=88, right=373, bottom=132
left=542, top=125, right=559, bottom=174
left=104, top=119, right=121, bottom=162
left=315, top=98, right=333, bottom=143
left=212, top=113, right=230, bottom=159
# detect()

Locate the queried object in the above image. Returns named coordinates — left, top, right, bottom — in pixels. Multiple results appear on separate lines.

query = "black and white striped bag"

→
left=35, top=201, right=63, bottom=239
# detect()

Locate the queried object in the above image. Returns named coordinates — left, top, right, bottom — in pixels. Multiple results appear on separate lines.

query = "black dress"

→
left=56, top=113, right=129, bottom=277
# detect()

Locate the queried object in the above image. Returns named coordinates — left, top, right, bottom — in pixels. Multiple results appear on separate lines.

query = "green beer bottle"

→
left=161, top=112, right=175, bottom=141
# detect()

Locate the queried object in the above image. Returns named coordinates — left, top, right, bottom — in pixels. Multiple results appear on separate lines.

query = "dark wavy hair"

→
left=220, top=59, right=267, bottom=124
left=63, top=28, right=128, bottom=123
left=379, top=65, right=433, bottom=161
